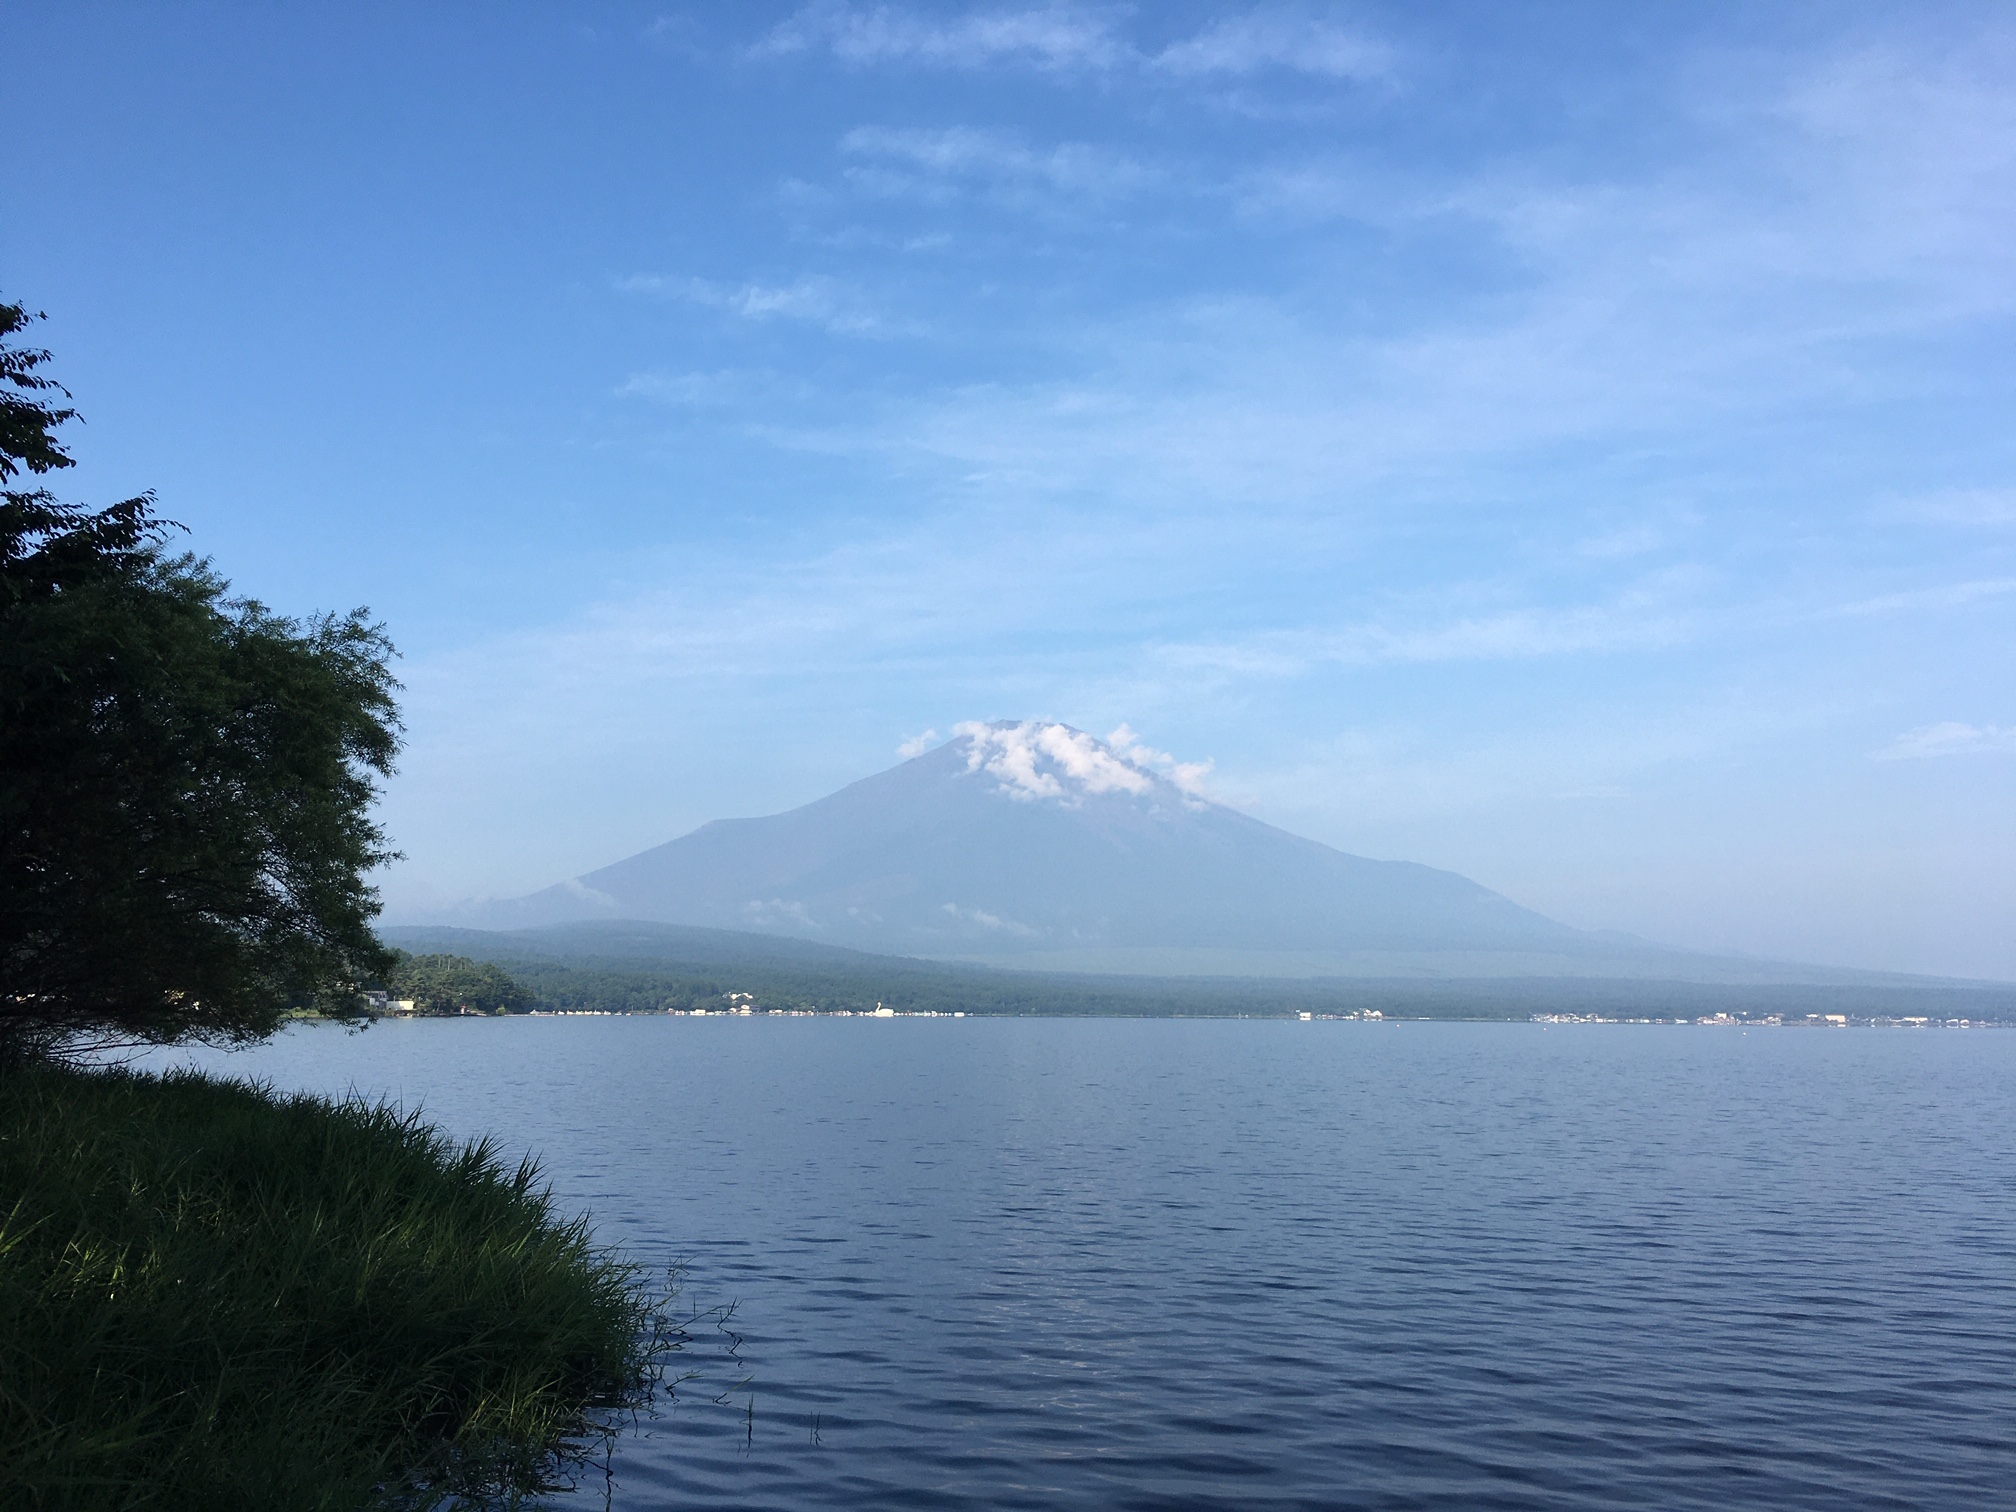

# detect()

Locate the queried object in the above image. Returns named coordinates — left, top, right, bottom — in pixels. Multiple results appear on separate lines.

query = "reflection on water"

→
left=157, top=1017, right=2016, bottom=1510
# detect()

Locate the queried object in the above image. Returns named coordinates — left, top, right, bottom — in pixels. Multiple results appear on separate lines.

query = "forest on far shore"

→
left=371, top=943, right=2016, bottom=1024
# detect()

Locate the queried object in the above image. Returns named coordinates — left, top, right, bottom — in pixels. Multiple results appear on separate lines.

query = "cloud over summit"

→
left=952, top=719, right=1213, bottom=805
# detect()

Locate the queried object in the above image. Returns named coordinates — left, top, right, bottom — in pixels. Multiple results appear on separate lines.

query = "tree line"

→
left=378, top=953, right=531, bottom=1016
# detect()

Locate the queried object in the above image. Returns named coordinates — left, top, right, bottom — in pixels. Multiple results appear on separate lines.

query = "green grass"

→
left=0, top=1061, right=673, bottom=1510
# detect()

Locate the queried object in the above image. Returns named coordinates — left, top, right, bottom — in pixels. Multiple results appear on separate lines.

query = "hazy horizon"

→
left=7, top=2, right=2012, bottom=978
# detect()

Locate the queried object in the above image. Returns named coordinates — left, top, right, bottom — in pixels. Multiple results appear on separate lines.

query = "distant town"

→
left=1528, top=1012, right=2003, bottom=1028
left=362, top=994, right=2004, bottom=1029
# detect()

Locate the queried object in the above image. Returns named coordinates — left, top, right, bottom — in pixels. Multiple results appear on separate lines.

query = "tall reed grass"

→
left=0, top=1061, right=672, bottom=1510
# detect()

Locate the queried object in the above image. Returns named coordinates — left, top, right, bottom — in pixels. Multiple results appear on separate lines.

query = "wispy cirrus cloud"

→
left=751, top=2, right=1124, bottom=71
left=1830, top=578, right=2016, bottom=618
left=1769, top=36, right=2016, bottom=299
left=618, top=369, right=773, bottom=408
left=1873, top=722, right=2016, bottom=760
left=1152, top=595, right=1694, bottom=682
left=1892, top=488, right=2016, bottom=527
left=840, top=124, right=1159, bottom=201
left=616, top=272, right=905, bottom=336
left=1151, top=12, right=1393, bottom=81
left=728, top=28, right=2016, bottom=522
left=751, top=3, right=1393, bottom=84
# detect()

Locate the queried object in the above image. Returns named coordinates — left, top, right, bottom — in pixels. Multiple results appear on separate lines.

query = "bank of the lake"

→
left=0, top=1060, right=669, bottom=1511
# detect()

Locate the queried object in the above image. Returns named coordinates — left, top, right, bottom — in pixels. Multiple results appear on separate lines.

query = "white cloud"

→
left=751, top=4, right=1393, bottom=85
left=1152, top=597, right=1692, bottom=681
left=954, top=718, right=1152, bottom=802
left=742, top=898, right=823, bottom=929
left=617, top=273, right=896, bottom=336
left=752, top=2, right=1122, bottom=71
left=1769, top=37, right=2016, bottom=301
left=733, top=32, right=2016, bottom=556
left=897, top=728, right=940, bottom=758
left=618, top=369, right=764, bottom=407
left=1106, top=722, right=1213, bottom=796
left=950, top=719, right=1215, bottom=804
left=643, top=13, right=707, bottom=57
left=1575, top=522, right=1671, bottom=560
left=1153, top=13, right=1392, bottom=81
left=841, top=125, right=1157, bottom=200
left=1874, top=722, right=2016, bottom=760
left=1895, top=488, right=2016, bottom=527
left=757, top=67, right=2016, bottom=514
left=1331, top=605, right=1685, bottom=665
left=940, top=901, right=1036, bottom=933
left=1831, top=578, right=2016, bottom=618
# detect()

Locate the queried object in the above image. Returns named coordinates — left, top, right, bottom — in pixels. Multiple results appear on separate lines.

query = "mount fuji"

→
left=460, top=720, right=1750, bottom=979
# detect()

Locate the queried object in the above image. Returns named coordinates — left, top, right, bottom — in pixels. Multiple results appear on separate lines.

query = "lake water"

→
left=156, top=1016, right=2016, bottom=1510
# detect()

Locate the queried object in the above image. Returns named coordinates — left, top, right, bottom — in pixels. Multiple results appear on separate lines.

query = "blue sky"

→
left=6, top=2, right=2013, bottom=977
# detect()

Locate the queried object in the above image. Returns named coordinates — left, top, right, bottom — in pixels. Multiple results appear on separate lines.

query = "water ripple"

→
left=166, top=1018, right=2016, bottom=1510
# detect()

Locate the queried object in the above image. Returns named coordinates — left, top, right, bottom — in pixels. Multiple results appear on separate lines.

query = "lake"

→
left=155, top=1016, right=2016, bottom=1510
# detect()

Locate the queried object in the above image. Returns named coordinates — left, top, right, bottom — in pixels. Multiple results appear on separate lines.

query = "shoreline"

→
left=329, top=1007, right=2016, bottom=1028
left=0, top=1059, right=672, bottom=1506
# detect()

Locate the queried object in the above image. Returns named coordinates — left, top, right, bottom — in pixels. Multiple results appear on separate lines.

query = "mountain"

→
left=456, top=720, right=1854, bottom=982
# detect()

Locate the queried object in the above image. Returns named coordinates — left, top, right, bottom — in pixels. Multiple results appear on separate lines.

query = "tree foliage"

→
left=384, top=953, right=532, bottom=1016
left=1, top=300, right=401, bottom=1053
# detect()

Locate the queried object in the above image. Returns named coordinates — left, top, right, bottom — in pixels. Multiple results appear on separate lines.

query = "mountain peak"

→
left=943, top=719, right=1215, bottom=808
left=469, top=721, right=1589, bottom=968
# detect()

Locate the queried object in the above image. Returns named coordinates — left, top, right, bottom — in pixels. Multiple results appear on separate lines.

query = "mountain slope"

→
left=480, top=721, right=1596, bottom=964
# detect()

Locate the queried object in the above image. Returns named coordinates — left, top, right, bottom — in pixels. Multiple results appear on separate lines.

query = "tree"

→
left=385, top=952, right=533, bottom=1015
left=1, top=300, right=401, bottom=1054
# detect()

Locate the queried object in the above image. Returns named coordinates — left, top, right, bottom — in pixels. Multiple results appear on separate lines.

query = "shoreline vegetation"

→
left=378, top=1005, right=2015, bottom=1028
left=2, top=302, right=687, bottom=1510
left=0, top=1060, right=676, bottom=1511
left=364, top=943, right=2016, bottom=1028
